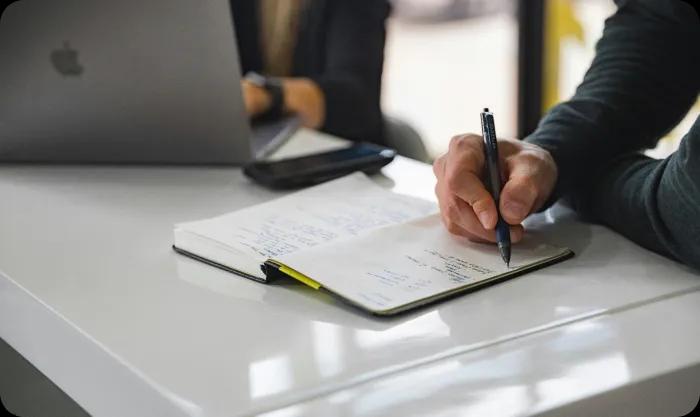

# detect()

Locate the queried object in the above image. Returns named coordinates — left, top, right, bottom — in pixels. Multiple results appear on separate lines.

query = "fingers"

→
left=449, top=171, right=498, bottom=230
left=436, top=177, right=524, bottom=244
left=443, top=135, right=498, bottom=230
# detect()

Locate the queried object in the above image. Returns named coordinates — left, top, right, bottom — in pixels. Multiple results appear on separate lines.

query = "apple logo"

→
left=50, top=41, right=84, bottom=77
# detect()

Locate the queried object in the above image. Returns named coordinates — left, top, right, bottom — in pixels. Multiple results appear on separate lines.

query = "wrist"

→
left=244, top=72, right=285, bottom=121
left=252, top=85, right=272, bottom=115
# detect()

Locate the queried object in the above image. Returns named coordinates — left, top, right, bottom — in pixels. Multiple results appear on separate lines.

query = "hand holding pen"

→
left=432, top=109, right=559, bottom=260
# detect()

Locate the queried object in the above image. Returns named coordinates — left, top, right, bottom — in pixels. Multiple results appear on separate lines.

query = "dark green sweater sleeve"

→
left=586, top=126, right=700, bottom=269
left=525, top=0, right=700, bottom=268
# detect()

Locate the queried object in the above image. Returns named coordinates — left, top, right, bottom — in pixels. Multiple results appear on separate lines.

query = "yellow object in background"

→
left=543, top=0, right=584, bottom=113
left=542, top=0, right=694, bottom=158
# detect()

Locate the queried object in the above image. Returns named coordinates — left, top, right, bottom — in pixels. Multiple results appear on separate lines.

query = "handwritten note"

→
left=175, top=173, right=437, bottom=265
left=276, top=214, right=570, bottom=313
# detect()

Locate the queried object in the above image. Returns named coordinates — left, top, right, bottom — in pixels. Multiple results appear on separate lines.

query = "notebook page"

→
left=275, top=214, right=571, bottom=314
left=175, top=173, right=437, bottom=263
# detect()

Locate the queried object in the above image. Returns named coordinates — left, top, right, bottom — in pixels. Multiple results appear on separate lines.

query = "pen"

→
left=480, top=108, right=511, bottom=267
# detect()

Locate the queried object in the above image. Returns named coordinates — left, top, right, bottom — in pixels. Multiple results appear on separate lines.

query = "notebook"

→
left=173, top=173, right=573, bottom=315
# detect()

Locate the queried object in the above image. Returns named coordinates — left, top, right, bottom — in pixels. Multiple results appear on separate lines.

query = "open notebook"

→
left=173, top=173, right=573, bottom=315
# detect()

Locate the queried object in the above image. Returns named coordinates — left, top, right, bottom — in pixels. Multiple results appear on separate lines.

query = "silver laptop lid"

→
left=0, top=0, right=255, bottom=164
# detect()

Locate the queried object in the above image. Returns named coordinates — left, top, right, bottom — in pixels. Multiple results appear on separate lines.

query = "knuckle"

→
left=444, top=200, right=462, bottom=222
left=448, top=135, right=463, bottom=151
left=445, top=221, right=462, bottom=235
left=449, top=133, right=480, bottom=150
left=510, top=178, right=539, bottom=201
left=461, top=148, right=481, bottom=167
left=445, top=172, right=463, bottom=193
left=449, top=134, right=466, bottom=148
left=471, top=198, right=492, bottom=214
left=497, top=138, right=518, bottom=154
left=518, top=147, right=555, bottom=171
left=435, top=183, right=449, bottom=201
left=432, top=159, right=441, bottom=176
left=519, top=151, right=545, bottom=166
left=463, top=184, right=489, bottom=206
left=440, top=210, right=461, bottom=233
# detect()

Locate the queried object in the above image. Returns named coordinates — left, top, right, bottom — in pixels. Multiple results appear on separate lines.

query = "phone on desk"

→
left=243, top=142, right=396, bottom=189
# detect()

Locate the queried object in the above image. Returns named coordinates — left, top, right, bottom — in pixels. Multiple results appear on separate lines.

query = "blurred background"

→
left=382, top=0, right=699, bottom=160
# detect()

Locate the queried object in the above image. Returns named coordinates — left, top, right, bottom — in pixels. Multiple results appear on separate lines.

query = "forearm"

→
left=526, top=0, right=700, bottom=201
left=580, top=128, right=700, bottom=270
left=282, top=78, right=325, bottom=129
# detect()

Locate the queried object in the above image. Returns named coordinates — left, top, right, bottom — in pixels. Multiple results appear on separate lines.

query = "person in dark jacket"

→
left=433, top=0, right=700, bottom=270
left=231, top=0, right=390, bottom=145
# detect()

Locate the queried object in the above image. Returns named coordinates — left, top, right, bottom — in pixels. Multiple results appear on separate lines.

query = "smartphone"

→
left=243, top=142, right=396, bottom=189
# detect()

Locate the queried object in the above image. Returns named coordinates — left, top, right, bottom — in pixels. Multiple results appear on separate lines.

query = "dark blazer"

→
left=230, top=0, right=391, bottom=144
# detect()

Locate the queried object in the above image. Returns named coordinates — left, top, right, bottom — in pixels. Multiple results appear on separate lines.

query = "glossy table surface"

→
left=1, top=129, right=699, bottom=417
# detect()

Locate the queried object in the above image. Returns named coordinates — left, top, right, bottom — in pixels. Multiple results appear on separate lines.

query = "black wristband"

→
left=245, top=72, right=285, bottom=121
left=263, top=79, right=284, bottom=121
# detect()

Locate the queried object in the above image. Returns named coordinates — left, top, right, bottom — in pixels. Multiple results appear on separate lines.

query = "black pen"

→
left=480, top=108, right=511, bottom=267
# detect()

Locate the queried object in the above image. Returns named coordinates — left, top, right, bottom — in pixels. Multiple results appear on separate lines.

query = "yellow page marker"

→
left=279, top=265, right=321, bottom=290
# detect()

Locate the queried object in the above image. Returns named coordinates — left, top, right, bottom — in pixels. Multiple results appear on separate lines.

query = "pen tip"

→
left=498, top=245, right=511, bottom=267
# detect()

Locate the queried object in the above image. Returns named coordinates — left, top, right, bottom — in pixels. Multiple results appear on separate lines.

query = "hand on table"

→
left=433, top=134, right=558, bottom=243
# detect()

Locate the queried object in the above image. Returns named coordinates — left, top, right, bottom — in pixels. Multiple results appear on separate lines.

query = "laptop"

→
left=0, top=0, right=297, bottom=164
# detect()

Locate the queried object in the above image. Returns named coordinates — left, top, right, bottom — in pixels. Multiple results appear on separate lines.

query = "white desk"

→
left=1, top=130, right=699, bottom=417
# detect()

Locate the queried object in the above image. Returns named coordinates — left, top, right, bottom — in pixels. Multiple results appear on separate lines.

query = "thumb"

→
left=500, top=176, right=538, bottom=225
